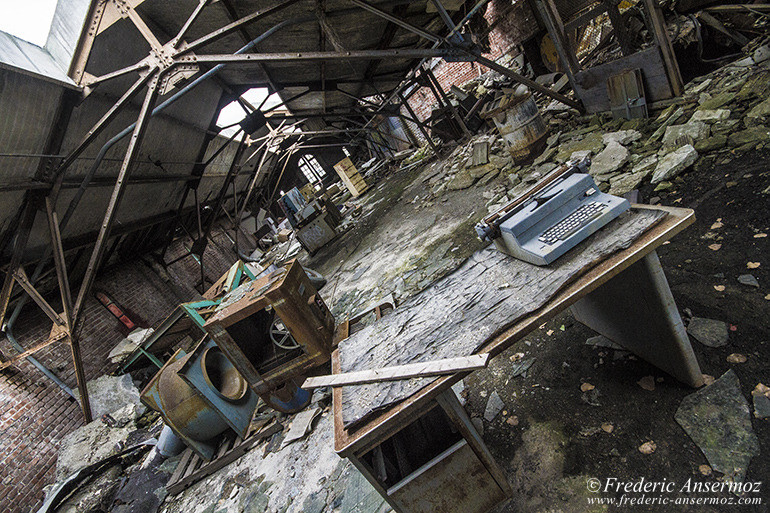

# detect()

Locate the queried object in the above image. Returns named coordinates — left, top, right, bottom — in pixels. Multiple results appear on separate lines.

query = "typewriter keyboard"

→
left=538, top=202, right=606, bottom=245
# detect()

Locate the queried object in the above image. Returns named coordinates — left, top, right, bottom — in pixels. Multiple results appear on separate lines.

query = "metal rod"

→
left=72, top=73, right=161, bottom=324
left=85, top=61, right=152, bottom=87
left=347, top=0, right=442, bottom=43
left=172, top=0, right=214, bottom=48
left=55, top=72, right=157, bottom=179
left=177, top=0, right=303, bottom=55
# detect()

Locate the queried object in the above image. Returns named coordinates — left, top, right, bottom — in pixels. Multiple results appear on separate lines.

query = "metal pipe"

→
left=4, top=307, right=76, bottom=400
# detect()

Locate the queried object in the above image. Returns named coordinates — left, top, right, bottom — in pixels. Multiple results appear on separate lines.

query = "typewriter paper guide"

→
left=338, top=208, right=666, bottom=429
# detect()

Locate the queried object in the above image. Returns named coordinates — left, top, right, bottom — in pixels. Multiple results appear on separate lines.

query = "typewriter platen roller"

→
left=475, top=158, right=630, bottom=266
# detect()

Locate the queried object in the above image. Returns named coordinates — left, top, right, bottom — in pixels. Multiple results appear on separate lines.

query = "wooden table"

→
left=332, top=205, right=700, bottom=513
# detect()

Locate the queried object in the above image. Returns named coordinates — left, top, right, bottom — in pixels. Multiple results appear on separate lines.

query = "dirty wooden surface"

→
left=339, top=208, right=666, bottom=429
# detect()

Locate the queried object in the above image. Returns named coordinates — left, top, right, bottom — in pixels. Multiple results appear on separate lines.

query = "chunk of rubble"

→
left=694, top=135, right=727, bottom=153
left=484, top=390, right=505, bottom=422
left=745, top=98, right=770, bottom=126
left=728, top=126, right=770, bottom=147
left=651, top=144, right=698, bottom=184
left=752, top=383, right=770, bottom=419
left=687, top=317, right=729, bottom=347
left=691, top=109, right=730, bottom=123
left=661, top=121, right=710, bottom=149
left=589, top=140, right=629, bottom=178
left=602, top=130, right=642, bottom=146
left=74, top=374, right=146, bottom=421
left=674, top=370, right=759, bottom=487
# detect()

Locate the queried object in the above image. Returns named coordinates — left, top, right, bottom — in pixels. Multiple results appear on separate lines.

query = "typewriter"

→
left=475, top=157, right=630, bottom=266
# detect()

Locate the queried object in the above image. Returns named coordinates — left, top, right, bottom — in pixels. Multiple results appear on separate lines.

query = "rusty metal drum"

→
left=482, top=93, right=548, bottom=163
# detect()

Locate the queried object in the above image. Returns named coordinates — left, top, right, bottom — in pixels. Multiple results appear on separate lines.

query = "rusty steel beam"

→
left=55, top=71, right=157, bottom=178
left=45, top=198, right=73, bottom=325
left=188, top=48, right=461, bottom=65
left=347, top=0, right=442, bottom=43
left=176, top=0, right=303, bottom=56
left=0, top=201, right=37, bottom=329
left=72, top=72, right=161, bottom=325
left=12, top=268, right=66, bottom=327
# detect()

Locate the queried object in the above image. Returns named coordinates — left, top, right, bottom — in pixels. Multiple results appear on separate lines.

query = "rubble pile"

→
left=416, top=43, right=770, bottom=215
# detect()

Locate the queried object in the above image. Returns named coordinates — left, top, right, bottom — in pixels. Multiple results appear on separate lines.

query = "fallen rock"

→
left=638, top=441, right=657, bottom=454
left=631, top=154, right=658, bottom=175
left=694, top=135, right=727, bottom=153
left=56, top=403, right=139, bottom=480
left=661, top=121, right=710, bottom=149
left=674, top=370, right=759, bottom=486
left=75, top=374, right=145, bottom=421
left=554, top=132, right=604, bottom=162
left=698, top=91, right=735, bottom=110
left=752, top=383, right=770, bottom=419
left=651, top=144, right=698, bottom=183
left=108, top=327, right=153, bottom=365
left=687, top=317, right=729, bottom=347
left=484, top=391, right=505, bottom=421
left=467, top=163, right=499, bottom=179
left=590, top=140, right=629, bottom=178
left=446, top=168, right=477, bottom=190
left=691, top=109, right=730, bottom=123
left=609, top=170, right=647, bottom=196
left=637, top=376, right=655, bottom=391
left=602, top=130, right=642, bottom=146
left=737, top=274, right=759, bottom=288
left=728, top=126, right=770, bottom=148
left=726, top=353, right=748, bottom=364
left=744, top=98, right=770, bottom=126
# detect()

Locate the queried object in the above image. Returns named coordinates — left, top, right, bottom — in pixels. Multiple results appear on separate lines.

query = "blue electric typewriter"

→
left=475, top=157, right=630, bottom=266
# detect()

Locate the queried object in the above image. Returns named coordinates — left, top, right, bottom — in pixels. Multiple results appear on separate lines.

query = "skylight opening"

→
left=0, top=0, right=58, bottom=47
left=216, top=88, right=286, bottom=137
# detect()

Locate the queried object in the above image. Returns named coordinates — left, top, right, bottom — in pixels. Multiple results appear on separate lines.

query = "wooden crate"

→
left=333, top=158, right=369, bottom=197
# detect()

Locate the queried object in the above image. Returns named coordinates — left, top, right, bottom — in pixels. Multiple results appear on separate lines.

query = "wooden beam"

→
left=643, top=0, right=683, bottom=96
left=12, top=268, right=67, bottom=327
left=0, top=330, right=68, bottom=371
left=301, top=354, right=490, bottom=389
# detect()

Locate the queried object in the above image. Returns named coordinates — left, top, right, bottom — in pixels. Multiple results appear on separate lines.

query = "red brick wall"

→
left=0, top=230, right=240, bottom=513
left=404, top=0, right=540, bottom=123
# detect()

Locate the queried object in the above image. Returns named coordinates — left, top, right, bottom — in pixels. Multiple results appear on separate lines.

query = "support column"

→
left=423, top=68, right=472, bottom=139
left=398, top=92, right=438, bottom=153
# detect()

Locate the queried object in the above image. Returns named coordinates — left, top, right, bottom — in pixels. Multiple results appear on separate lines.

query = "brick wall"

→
left=404, top=0, right=540, bottom=123
left=0, top=230, right=240, bottom=513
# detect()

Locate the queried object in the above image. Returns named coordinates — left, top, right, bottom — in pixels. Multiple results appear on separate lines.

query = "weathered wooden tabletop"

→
left=333, top=205, right=694, bottom=456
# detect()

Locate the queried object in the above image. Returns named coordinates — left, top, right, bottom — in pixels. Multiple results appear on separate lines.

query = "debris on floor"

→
left=674, top=370, right=760, bottom=486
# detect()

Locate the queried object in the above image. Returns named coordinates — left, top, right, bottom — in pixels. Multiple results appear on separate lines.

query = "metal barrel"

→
left=492, top=94, right=548, bottom=162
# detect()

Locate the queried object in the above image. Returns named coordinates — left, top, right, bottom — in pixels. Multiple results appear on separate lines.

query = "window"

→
left=0, top=0, right=58, bottom=47
left=298, top=155, right=326, bottom=183
left=216, top=88, right=284, bottom=137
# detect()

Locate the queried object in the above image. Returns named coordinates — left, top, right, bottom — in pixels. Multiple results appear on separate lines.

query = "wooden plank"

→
left=643, top=0, right=683, bottom=96
left=302, top=355, right=490, bottom=389
left=0, top=330, right=68, bottom=370
left=334, top=206, right=695, bottom=455
left=167, top=421, right=282, bottom=496
left=575, top=47, right=672, bottom=113
left=705, top=4, right=770, bottom=12
left=168, top=448, right=194, bottom=485
left=338, top=208, right=668, bottom=429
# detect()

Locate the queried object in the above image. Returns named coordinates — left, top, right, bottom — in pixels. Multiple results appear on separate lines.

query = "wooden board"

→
left=338, top=208, right=667, bottom=429
left=166, top=420, right=282, bottom=495
left=302, top=355, right=490, bottom=389
left=575, top=47, right=672, bottom=114
left=334, top=205, right=694, bottom=456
